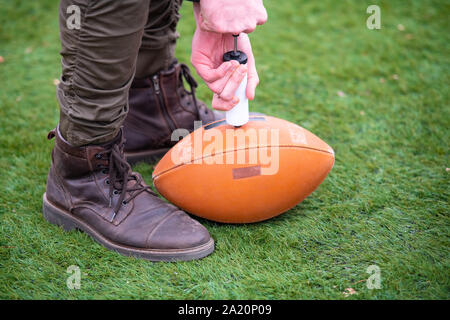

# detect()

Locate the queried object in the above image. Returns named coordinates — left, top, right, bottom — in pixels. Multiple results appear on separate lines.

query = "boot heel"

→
left=42, top=193, right=77, bottom=231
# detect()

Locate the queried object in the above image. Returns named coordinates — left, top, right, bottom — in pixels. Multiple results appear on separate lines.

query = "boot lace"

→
left=97, top=141, right=155, bottom=222
left=180, top=63, right=201, bottom=115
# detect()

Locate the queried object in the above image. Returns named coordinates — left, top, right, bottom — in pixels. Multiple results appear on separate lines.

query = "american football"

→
left=152, top=115, right=334, bottom=223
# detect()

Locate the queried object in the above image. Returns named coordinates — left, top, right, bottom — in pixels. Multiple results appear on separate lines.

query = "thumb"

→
left=245, top=52, right=259, bottom=100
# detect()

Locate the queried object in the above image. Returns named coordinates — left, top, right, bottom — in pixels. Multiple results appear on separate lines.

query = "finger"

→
left=193, top=61, right=235, bottom=83
left=243, top=22, right=257, bottom=34
left=245, top=49, right=258, bottom=100
left=219, top=64, right=248, bottom=101
left=212, top=94, right=239, bottom=111
left=207, top=61, right=240, bottom=94
left=246, top=73, right=259, bottom=100
left=246, top=66, right=259, bottom=100
left=256, top=8, right=268, bottom=26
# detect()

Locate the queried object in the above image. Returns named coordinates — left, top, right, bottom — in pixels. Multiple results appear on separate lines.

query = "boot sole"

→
left=42, top=193, right=215, bottom=262
left=125, top=148, right=170, bottom=165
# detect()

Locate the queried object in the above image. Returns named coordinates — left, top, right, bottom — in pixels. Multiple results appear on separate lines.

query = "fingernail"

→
left=232, top=97, right=240, bottom=104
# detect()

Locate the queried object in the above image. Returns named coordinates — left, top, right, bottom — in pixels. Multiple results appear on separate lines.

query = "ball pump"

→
left=223, top=34, right=249, bottom=127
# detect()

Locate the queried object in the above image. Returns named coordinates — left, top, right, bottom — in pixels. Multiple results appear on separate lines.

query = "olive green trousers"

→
left=57, top=0, right=183, bottom=146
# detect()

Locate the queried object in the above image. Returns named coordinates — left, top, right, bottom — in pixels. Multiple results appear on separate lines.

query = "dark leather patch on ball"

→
left=232, top=165, right=261, bottom=179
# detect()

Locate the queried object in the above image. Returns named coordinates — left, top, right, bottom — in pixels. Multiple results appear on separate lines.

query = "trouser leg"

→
left=122, top=0, right=222, bottom=165
left=134, top=0, right=182, bottom=78
left=57, top=0, right=150, bottom=146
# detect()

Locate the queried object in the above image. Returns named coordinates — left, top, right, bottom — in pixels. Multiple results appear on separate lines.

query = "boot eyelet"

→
left=105, top=179, right=110, bottom=185
left=122, top=201, right=127, bottom=206
left=95, top=153, right=102, bottom=159
left=101, top=169, right=107, bottom=174
left=113, top=190, right=119, bottom=195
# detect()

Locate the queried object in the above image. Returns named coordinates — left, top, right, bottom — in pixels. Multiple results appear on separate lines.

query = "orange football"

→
left=152, top=116, right=334, bottom=223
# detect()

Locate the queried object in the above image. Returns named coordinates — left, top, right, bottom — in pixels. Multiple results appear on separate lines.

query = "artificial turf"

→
left=0, top=0, right=448, bottom=299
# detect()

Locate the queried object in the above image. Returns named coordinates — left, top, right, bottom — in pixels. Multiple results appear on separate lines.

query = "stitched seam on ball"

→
left=153, top=145, right=334, bottom=179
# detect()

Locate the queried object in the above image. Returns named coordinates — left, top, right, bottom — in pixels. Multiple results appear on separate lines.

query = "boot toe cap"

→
left=146, top=210, right=211, bottom=250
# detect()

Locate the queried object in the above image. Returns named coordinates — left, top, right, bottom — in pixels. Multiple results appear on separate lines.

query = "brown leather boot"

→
left=42, top=127, right=214, bottom=261
left=123, top=62, right=223, bottom=164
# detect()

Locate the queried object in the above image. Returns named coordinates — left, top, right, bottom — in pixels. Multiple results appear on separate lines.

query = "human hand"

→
left=194, top=1, right=267, bottom=34
left=191, top=10, right=260, bottom=110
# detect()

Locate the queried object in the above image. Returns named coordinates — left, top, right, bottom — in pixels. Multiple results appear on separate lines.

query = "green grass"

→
left=0, top=0, right=449, bottom=299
